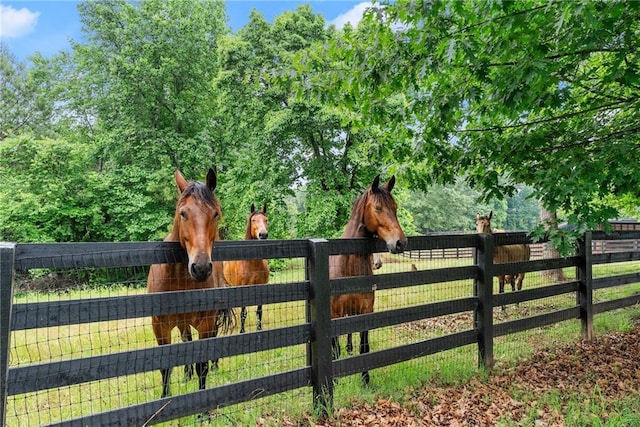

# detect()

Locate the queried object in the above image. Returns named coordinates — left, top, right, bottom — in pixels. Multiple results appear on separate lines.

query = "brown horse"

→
left=475, top=211, right=531, bottom=294
left=223, top=203, right=270, bottom=333
left=147, top=168, right=234, bottom=398
left=346, top=253, right=383, bottom=354
left=331, top=174, right=408, bottom=384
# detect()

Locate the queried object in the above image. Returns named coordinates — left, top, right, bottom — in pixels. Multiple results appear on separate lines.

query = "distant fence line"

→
left=1, top=231, right=640, bottom=425
left=402, top=238, right=640, bottom=260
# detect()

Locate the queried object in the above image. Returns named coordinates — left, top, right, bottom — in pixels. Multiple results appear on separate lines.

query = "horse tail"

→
left=217, top=307, right=236, bottom=334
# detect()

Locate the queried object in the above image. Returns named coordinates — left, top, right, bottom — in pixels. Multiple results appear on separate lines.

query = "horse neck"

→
left=341, top=206, right=371, bottom=239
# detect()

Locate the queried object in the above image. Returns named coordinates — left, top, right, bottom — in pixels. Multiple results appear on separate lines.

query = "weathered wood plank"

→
left=333, top=330, right=477, bottom=378
left=49, top=368, right=311, bottom=427
left=593, top=272, right=640, bottom=290
left=593, top=295, right=640, bottom=314
left=330, top=265, right=477, bottom=296
left=15, top=240, right=310, bottom=270
left=11, top=282, right=308, bottom=330
left=494, top=307, right=579, bottom=337
left=8, top=324, right=310, bottom=395
left=331, top=298, right=477, bottom=337
left=493, top=281, right=579, bottom=307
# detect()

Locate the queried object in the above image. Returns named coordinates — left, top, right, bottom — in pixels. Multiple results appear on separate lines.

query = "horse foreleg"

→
left=516, top=273, right=524, bottom=291
left=360, top=331, right=370, bottom=385
left=346, top=333, right=353, bottom=354
left=498, top=276, right=506, bottom=311
left=256, top=305, right=263, bottom=331
left=240, top=306, right=247, bottom=333
left=152, top=318, right=173, bottom=398
left=180, top=326, right=194, bottom=381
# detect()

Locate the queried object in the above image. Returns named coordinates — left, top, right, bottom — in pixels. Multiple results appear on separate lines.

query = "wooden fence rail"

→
left=2, top=231, right=640, bottom=425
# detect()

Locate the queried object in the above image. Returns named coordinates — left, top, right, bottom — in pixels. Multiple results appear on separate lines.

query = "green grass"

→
left=6, top=257, right=640, bottom=425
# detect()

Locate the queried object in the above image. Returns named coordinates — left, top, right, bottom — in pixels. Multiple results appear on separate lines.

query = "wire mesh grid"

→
left=7, top=248, right=310, bottom=426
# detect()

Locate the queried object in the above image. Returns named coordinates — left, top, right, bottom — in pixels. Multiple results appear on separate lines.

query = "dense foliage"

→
left=303, top=0, right=639, bottom=247
left=0, top=0, right=637, bottom=244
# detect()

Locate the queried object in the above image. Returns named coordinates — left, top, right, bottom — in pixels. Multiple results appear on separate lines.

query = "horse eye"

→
left=180, top=211, right=187, bottom=220
left=375, top=206, right=382, bottom=212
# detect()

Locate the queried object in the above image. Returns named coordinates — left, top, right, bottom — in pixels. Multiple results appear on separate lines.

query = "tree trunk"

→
left=539, top=204, right=567, bottom=281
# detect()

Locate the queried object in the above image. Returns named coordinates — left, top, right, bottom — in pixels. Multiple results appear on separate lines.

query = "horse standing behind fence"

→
left=346, top=253, right=383, bottom=355
left=331, top=174, right=407, bottom=384
left=476, top=211, right=531, bottom=294
left=147, top=168, right=234, bottom=398
left=223, top=203, right=270, bottom=333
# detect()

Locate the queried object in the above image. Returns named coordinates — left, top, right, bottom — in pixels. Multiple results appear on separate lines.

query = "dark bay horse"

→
left=330, top=174, right=408, bottom=384
left=223, top=203, right=270, bottom=333
left=476, top=211, right=531, bottom=294
left=147, top=168, right=234, bottom=398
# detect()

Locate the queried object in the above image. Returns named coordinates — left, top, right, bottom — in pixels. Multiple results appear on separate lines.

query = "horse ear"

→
left=251, top=203, right=256, bottom=213
left=476, top=212, right=481, bottom=221
left=206, top=167, right=217, bottom=192
left=371, top=174, right=381, bottom=191
left=175, top=169, right=188, bottom=194
left=386, top=175, right=396, bottom=192
left=262, top=203, right=267, bottom=214
left=488, top=211, right=493, bottom=220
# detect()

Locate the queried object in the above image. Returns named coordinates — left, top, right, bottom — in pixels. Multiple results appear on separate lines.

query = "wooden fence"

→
left=1, top=231, right=640, bottom=425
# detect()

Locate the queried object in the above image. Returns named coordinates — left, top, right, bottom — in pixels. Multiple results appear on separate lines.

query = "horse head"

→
left=248, top=203, right=269, bottom=240
left=174, top=168, right=221, bottom=282
left=362, top=174, right=407, bottom=254
left=476, top=211, right=493, bottom=234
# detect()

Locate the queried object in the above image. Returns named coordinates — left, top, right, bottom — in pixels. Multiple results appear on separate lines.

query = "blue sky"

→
left=1, top=1, right=370, bottom=61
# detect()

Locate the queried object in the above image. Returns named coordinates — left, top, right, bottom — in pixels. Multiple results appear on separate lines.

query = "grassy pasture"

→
left=6, top=256, right=640, bottom=426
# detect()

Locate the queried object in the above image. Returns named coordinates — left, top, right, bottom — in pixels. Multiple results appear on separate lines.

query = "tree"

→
left=311, top=0, right=640, bottom=247
left=214, top=6, right=404, bottom=239
left=0, top=134, right=105, bottom=242
left=0, top=45, right=54, bottom=139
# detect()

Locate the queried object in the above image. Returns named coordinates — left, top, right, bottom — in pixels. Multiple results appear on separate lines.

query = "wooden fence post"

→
left=475, top=234, right=494, bottom=370
left=577, top=231, right=594, bottom=340
left=0, top=243, right=16, bottom=427
left=307, top=238, right=333, bottom=415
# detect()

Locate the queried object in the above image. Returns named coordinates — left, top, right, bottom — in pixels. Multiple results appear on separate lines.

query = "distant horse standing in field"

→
left=223, top=203, right=270, bottom=333
left=147, top=168, right=234, bottom=398
left=331, top=174, right=408, bottom=384
left=476, top=211, right=531, bottom=294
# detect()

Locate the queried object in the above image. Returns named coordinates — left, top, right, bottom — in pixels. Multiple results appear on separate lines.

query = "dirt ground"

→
left=308, top=323, right=640, bottom=426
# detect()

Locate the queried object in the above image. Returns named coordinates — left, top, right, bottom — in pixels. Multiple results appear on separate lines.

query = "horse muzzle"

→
left=189, top=259, right=213, bottom=282
left=387, top=237, right=408, bottom=254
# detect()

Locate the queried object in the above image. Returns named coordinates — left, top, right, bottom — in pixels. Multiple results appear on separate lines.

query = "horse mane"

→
left=177, top=180, right=221, bottom=215
left=244, top=210, right=266, bottom=240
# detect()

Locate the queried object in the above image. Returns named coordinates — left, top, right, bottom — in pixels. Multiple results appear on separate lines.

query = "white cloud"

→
left=330, top=2, right=372, bottom=29
left=0, top=5, right=40, bottom=39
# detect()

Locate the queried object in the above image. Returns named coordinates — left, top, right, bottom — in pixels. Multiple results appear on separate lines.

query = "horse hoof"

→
left=196, top=412, right=213, bottom=423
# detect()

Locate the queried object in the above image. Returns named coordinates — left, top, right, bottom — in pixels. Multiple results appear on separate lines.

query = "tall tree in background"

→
left=311, top=0, right=639, bottom=248
left=214, top=6, right=401, bottom=239
left=0, top=45, right=54, bottom=139
left=45, top=0, right=231, bottom=240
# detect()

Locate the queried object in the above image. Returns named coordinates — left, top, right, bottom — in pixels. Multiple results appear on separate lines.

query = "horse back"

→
left=223, top=259, right=269, bottom=286
left=495, top=244, right=531, bottom=263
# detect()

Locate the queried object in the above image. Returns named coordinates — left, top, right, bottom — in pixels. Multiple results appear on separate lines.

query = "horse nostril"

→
left=260, top=232, right=268, bottom=240
left=190, top=262, right=212, bottom=281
